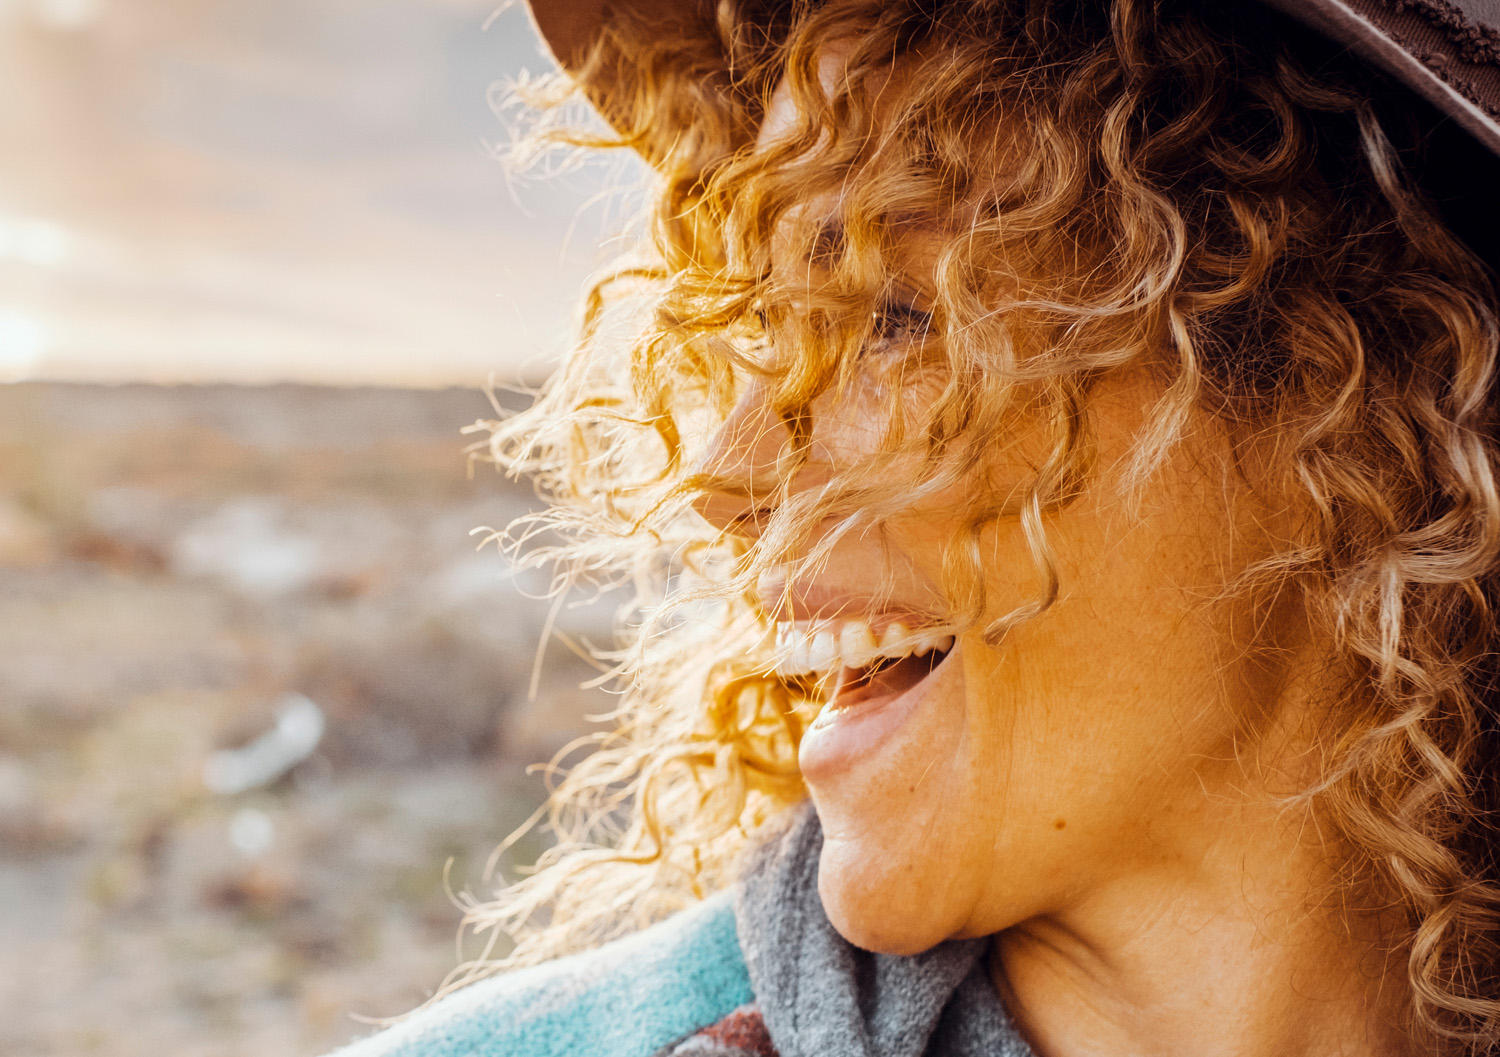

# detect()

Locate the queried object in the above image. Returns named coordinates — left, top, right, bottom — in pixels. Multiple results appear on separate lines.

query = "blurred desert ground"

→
left=0, top=382, right=618, bottom=1057
left=0, top=0, right=638, bottom=1054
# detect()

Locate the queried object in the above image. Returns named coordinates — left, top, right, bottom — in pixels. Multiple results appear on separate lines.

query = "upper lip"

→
left=757, top=575, right=945, bottom=631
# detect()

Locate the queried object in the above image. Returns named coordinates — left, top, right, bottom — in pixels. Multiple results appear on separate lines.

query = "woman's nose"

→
left=692, top=382, right=793, bottom=536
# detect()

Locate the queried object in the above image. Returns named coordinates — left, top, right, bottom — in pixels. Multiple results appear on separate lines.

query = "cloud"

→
left=0, top=0, right=625, bottom=386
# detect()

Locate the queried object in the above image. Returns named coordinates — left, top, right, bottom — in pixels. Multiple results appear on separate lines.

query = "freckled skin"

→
left=699, top=57, right=1416, bottom=1057
left=803, top=369, right=1301, bottom=955
left=776, top=356, right=1403, bottom=1056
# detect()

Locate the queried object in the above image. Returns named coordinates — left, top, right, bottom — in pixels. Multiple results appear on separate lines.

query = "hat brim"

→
left=525, top=0, right=1500, bottom=159
left=522, top=0, right=1500, bottom=266
left=525, top=0, right=724, bottom=165
left=1258, top=0, right=1500, bottom=158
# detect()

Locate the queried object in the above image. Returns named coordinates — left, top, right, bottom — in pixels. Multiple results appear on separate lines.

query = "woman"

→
left=336, top=0, right=1500, bottom=1054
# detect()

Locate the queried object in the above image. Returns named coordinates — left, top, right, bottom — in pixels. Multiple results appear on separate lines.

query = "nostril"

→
left=692, top=490, right=773, bottom=536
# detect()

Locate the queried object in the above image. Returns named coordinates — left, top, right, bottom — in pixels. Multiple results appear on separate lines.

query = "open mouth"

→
left=781, top=618, right=961, bottom=775
left=828, top=646, right=952, bottom=712
left=772, top=617, right=955, bottom=713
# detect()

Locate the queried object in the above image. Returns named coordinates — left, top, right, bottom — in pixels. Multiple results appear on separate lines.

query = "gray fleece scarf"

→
left=733, top=805, right=1034, bottom=1057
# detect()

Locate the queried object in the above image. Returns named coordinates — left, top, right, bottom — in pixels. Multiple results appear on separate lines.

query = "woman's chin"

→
left=814, top=840, right=967, bottom=955
left=799, top=645, right=973, bottom=954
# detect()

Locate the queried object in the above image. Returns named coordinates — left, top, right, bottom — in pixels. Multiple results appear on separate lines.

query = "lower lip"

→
left=797, top=647, right=959, bottom=780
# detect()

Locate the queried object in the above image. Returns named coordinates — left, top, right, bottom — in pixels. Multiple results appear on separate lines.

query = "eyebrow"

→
left=807, top=211, right=934, bottom=261
left=780, top=212, right=941, bottom=296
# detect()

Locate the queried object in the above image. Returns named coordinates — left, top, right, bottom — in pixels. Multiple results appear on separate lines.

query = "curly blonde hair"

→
left=465, top=0, right=1500, bottom=1049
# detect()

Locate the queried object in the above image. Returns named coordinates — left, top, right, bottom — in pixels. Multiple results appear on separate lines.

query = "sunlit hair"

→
left=465, top=0, right=1500, bottom=1049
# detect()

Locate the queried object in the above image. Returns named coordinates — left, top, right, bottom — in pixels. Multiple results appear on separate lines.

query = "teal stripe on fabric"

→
left=331, top=892, right=751, bottom=1057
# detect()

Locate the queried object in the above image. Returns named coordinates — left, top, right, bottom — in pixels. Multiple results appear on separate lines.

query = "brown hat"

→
left=528, top=0, right=1499, bottom=150
left=1250, top=0, right=1500, bottom=156
left=524, top=0, right=1500, bottom=260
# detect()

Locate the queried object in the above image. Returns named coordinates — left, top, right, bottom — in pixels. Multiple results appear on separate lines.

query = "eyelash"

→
left=749, top=300, right=934, bottom=353
left=869, top=301, right=932, bottom=347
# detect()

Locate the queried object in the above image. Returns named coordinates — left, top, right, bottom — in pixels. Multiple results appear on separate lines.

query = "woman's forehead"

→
left=756, top=40, right=857, bottom=151
left=754, top=38, right=1019, bottom=244
left=756, top=36, right=941, bottom=152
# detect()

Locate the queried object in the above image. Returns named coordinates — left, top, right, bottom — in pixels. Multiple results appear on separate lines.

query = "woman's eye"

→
left=747, top=300, right=932, bottom=357
left=869, top=301, right=933, bottom=347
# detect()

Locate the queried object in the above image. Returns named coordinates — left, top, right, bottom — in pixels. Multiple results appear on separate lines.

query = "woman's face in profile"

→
left=718, top=58, right=1326, bottom=959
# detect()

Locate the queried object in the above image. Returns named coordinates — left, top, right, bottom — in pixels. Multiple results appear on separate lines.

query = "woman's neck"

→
left=988, top=798, right=1413, bottom=1057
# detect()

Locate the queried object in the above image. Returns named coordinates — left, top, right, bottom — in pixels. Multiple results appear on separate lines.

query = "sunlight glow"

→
left=34, top=0, right=100, bottom=31
left=0, top=215, right=73, bottom=267
left=0, top=309, right=47, bottom=380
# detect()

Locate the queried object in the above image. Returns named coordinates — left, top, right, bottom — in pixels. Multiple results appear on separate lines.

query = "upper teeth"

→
left=772, top=618, right=955, bottom=677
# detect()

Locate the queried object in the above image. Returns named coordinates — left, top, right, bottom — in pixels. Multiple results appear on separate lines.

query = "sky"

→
left=0, top=0, right=640, bottom=386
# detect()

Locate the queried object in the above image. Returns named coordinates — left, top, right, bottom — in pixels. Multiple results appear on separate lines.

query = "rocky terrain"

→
left=0, top=382, right=612, bottom=1056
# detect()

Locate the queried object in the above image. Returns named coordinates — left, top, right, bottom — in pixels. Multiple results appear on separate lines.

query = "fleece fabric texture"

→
left=735, top=805, right=1034, bottom=1057
left=331, top=891, right=752, bottom=1057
